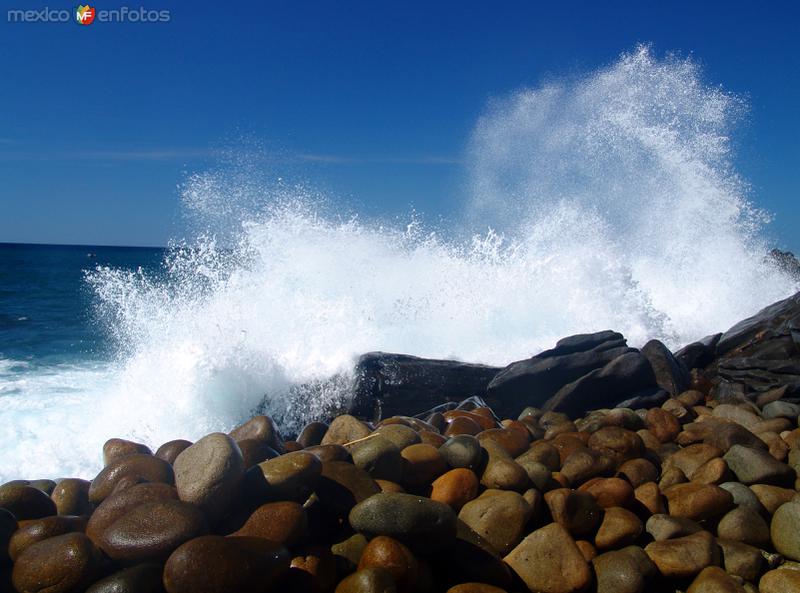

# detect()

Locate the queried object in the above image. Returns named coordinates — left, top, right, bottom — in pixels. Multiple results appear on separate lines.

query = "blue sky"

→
left=0, top=1, right=798, bottom=250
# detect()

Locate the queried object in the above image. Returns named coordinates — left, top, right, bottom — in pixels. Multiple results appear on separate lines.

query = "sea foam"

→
left=0, top=46, right=796, bottom=481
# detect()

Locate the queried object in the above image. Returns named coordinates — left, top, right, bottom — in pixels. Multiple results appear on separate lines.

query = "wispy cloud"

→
left=296, top=153, right=462, bottom=165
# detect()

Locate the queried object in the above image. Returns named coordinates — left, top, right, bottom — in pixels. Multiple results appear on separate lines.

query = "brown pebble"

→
left=358, top=536, right=418, bottom=593
left=232, top=501, right=307, bottom=546
left=431, top=468, right=479, bottom=511
left=12, top=532, right=103, bottom=593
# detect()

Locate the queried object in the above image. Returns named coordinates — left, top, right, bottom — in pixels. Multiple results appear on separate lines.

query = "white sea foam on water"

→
left=0, top=46, right=797, bottom=481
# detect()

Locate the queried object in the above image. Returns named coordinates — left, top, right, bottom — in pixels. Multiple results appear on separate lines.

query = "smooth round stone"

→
left=659, top=466, right=688, bottom=489
left=644, top=530, right=719, bottom=578
left=315, top=460, right=380, bottom=517
left=358, top=536, right=418, bottom=593
left=173, top=432, right=245, bottom=523
left=400, top=444, right=447, bottom=488
left=287, top=547, right=338, bottom=593
left=9, top=515, right=87, bottom=561
left=27, top=479, right=57, bottom=494
left=719, top=482, right=766, bottom=515
left=87, top=482, right=179, bottom=543
left=771, top=501, right=800, bottom=561
left=750, top=484, right=796, bottom=514
left=560, top=448, right=615, bottom=486
left=331, top=533, right=369, bottom=570
left=232, top=501, right=307, bottom=546
left=349, top=492, right=457, bottom=553
left=645, top=514, right=702, bottom=541
left=633, top=481, right=666, bottom=515
left=237, top=439, right=279, bottom=468
left=322, top=415, right=372, bottom=446
left=103, top=438, right=152, bottom=466
left=96, top=499, right=209, bottom=564
left=374, top=425, right=421, bottom=450
left=717, top=506, right=770, bottom=547
left=687, top=565, right=745, bottom=593
left=717, top=539, right=763, bottom=583
left=691, top=457, right=732, bottom=485
left=712, top=404, right=761, bottom=428
left=444, top=416, right=483, bottom=437
left=664, top=443, right=723, bottom=479
left=503, top=523, right=591, bottom=593
left=155, top=440, right=193, bottom=465
left=516, top=458, right=553, bottom=491
left=645, top=408, right=681, bottom=443
left=12, top=532, right=103, bottom=593
left=163, top=535, right=290, bottom=593
left=762, top=400, right=800, bottom=420
left=350, top=436, right=403, bottom=482
left=592, top=549, right=646, bottom=593
left=334, top=567, right=397, bottom=593
left=0, top=484, right=57, bottom=519
left=578, top=477, right=634, bottom=509
left=51, top=478, right=91, bottom=516
left=86, top=563, right=166, bottom=593
left=458, top=490, right=531, bottom=555
left=617, top=458, right=659, bottom=488
left=544, top=488, right=602, bottom=538
left=418, top=430, right=447, bottom=448
left=305, top=444, right=351, bottom=463
left=229, top=415, right=283, bottom=452
left=587, top=427, right=645, bottom=465
left=760, top=568, right=800, bottom=593
left=375, top=480, right=405, bottom=493
left=723, top=444, right=794, bottom=485
left=439, top=435, right=485, bottom=471
left=480, top=455, right=529, bottom=492
left=89, top=454, right=175, bottom=504
left=445, top=411, right=496, bottom=432
left=431, top=468, right=479, bottom=511
left=297, top=421, right=328, bottom=448
left=256, top=451, right=322, bottom=502
left=594, top=507, right=642, bottom=550
left=476, top=429, right=529, bottom=458
left=663, top=482, right=734, bottom=521
left=517, top=441, right=560, bottom=471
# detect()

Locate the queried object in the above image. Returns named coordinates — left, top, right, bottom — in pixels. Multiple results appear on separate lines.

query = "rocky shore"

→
left=1, top=291, right=800, bottom=593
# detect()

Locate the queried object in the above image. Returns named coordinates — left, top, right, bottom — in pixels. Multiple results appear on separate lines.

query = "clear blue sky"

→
left=1, top=1, right=798, bottom=250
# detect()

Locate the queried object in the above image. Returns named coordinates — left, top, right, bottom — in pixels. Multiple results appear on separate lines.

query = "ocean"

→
left=0, top=46, right=798, bottom=482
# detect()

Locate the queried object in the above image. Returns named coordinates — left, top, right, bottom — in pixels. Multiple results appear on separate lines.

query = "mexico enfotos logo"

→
left=7, top=5, right=171, bottom=24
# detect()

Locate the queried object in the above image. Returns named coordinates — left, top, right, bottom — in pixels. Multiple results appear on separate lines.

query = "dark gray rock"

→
left=674, top=333, right=721, bottom=371
left=487, top=332, right=633, bottom=407
left=349, top=352, right=502, bottom=421
left=641, top=339, right=691, bottom=396
left=543, top=352, right=658, bottom=417
left=716, top=291, right=800, bottom=356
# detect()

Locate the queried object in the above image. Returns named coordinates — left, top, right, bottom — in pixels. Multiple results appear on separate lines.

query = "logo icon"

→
left=75, top=5, right=95, bottom=25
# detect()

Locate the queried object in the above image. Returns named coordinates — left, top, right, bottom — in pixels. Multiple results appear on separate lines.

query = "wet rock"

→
left=759, top=568, right=800, bottom=593
left=229, top=415, right=283, bottom=452
left=0, top=483, right=57, bottom=520
left=544, top=488, right=602, bottom=538
left=439, top=435, right=485, bottom=471
left=12, top=532, right=103, bottom=593
left=89, top=454, right=174, bottom=504
left=543, top=352, right=658, bottom=418
left=334, top=567, right=397, bottom=593
left=645, top=514, right=703, bottom=541
left=503, top=522, right=592, bottom=593
left=594, top=506, right=642, bottom=550
left=592, top=549, right=647, bottom=593
left=375, top=425, right=421, bottom=450
left=431, top=468, right=479, bottom=511
left=9, top=515, right=87, bottom=561
left=641, top=339, right=691, bottom=396
left=458, top=490, right=531, bottom=555
left=750, top=483, right=796, bottom=514
left=586, top=427, right=645, bottom=466
left=560, top=448, right=615, bottom=486
left=155, top=440, right=193, bottom=465
left=50, top=478, right=91, bottom=516
left=237, top=439, right=279, bottom=468
left=400, top=444, right=447, bottom=488
left=771, top=500, right=800, bottom=561
left=349, top=493, right=457, bottom=553
left=86, top=482, right=178, bottom=543
left=163, top=535, right=290, bottom=593
left=173, top=433, right=245, bottom=523
left=232, top=501, right=307, bottom=546
left=762, top=400, right=800, bottom=420
left=717, top=539, right=763, bottom=582
left=578, top=477, right=634, bottom=509
left=716, top=505, right=770, bottom=547
left=358, top=536, right=417, bottom=593
left=663, top=482, right=734, bottom=521
left=644, top=530, right=720, bottom=578
left=322, top=415, right=372, bottom=446
left=723, top=444, right=795, bottom=485
left=254, top=450, right=322, bottom=503
left=297, top=422, right=329, bottom=448
left=691, top=457, right=732, bottom=485
left=96, top=499, right=208, bottom=564
left=664, top=443, right=723, bottom=479
left=86, top=563, right=166, bottom=593
left=315, top=460, right=380, bottom=517
left=103, top=438, right=152, bottom=466
left=644, top=408, right=681, bottom=443
left=350, top=436, right=403, bottom=482
left=686, top=566, right=745, bottom=593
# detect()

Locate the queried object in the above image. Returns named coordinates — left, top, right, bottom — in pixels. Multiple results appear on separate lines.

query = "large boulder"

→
left=542, top=352, right=658, bottom=417
left=641, top=339, right=690, bottom=396
left=349, top=352, right=501, bottom=421
left=486, top=331, right=633, bottom=408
